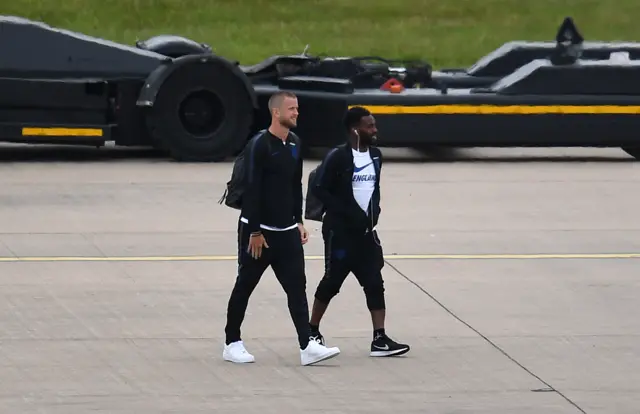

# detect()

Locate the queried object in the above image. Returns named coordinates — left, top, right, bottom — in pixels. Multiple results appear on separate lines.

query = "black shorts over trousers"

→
left=314, top=224, right=386, bottom=310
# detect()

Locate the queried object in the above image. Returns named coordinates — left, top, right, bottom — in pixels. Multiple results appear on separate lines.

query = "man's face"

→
left=355, top=115, right=378, bottom=144
left=275, top=96, right=299, bottom=128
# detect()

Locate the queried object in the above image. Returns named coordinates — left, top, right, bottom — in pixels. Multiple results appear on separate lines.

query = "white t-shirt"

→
left=352, top=148, right=376, bottom=215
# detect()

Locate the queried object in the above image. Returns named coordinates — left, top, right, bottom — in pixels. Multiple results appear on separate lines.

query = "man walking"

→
left=223, top=91, right=341, bottom=366
left=308, top=106, right=410, bottom=357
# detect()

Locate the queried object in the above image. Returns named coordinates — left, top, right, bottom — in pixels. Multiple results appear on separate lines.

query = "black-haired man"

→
left=308, top=106, right=410, bottom=357
left=223, top=91, right=341, bottom=366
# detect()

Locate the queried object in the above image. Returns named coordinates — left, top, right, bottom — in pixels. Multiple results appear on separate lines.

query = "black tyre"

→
left=145, top=57, right=254, bottom=161
left=621, top=146, right=640, bottom=160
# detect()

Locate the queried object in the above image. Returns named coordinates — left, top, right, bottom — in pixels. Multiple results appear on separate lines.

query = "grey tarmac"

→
left=0, top=145, right=639, bottom=414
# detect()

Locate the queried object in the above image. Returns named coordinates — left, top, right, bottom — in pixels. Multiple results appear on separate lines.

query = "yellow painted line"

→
left=1, top=253, right=640, bottom=262
left=351, top=104, right=640, bottom=115
left=21, top=127, right=103, bottom=137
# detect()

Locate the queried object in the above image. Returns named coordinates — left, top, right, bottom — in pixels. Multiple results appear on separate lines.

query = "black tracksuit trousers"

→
left=225, top=221, right=312, bottom=349
left=314, top=223, right=386, bottom=310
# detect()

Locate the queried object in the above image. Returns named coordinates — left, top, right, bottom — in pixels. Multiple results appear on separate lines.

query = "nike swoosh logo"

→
left=354, top=162, right=373, bottom=172
left=373, top=344, right=389, bottom=350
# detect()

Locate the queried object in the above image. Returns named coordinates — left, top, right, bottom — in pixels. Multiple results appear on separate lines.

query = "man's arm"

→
left=292, top=141, right=304, bottom=224
left=243, top=135, right=267, bottom=234
left=311, top=149, right=369, bottom=227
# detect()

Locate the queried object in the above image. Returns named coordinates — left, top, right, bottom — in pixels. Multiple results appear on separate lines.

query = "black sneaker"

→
left=310, top=331, right=326, bottom=346
left=370, top=333, right=410, bottom=357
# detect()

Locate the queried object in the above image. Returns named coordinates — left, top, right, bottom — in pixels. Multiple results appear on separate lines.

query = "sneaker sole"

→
left=224, top=358, right=255, bottom=363
left=370, top=347, right=410, bottom=357
left=302, top=349, right=340, bottom=366
left=223, top=354, right=255, bottom=363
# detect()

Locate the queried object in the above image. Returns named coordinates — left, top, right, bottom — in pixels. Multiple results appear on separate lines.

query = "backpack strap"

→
left=218, top=129, right=268, bottom=207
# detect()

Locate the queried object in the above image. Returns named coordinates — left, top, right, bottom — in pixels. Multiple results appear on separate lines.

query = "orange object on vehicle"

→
left=380, top=78, right=404, bottom=93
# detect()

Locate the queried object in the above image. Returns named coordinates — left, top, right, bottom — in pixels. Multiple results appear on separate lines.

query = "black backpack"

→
left=304, top=165, right=325, bottom=221
left=218, top=130, right=301, bottom=210
left=218, top=130, right=267, bottom=210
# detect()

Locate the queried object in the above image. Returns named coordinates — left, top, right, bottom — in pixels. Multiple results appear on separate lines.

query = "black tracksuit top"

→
left=311, top=142, right=383, bottom=234
left=240, top=130, right=303, bottom=233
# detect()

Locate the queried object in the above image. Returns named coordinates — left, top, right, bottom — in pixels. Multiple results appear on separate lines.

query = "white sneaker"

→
left=223, top=340, right=255, bottom=363
left=300, top=339, right=340, bottom=366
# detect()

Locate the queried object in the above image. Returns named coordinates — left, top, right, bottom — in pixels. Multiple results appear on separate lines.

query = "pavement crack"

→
left=0, top=237, right=18, bottom=257
left=81, top=232, right=107, bottom=258
left=384, top=259, right=587, bottom=414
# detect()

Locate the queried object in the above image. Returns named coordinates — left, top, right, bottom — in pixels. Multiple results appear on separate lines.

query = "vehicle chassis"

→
left=1, top=15, right=640, bottom=161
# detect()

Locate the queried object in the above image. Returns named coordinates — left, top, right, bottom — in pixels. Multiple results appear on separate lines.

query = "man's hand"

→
left=297, top=223, right=309, bottom=245
left=248, top=232, right=269, bottom=259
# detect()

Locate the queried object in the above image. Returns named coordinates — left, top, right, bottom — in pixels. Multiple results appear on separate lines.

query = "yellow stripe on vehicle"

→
left=350, top=104, right=640, bottom=115
left=21, top=127, right=103, bottom=137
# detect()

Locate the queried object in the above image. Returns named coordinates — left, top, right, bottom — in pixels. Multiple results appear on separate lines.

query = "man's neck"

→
left=349, top=136, right=369, bottom=152
left=268, top=123, right=289, bottom=142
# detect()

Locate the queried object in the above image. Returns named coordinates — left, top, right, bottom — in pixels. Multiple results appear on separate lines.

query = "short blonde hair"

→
left=268, top=91, right=297, bottom=112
